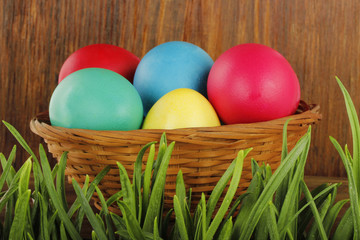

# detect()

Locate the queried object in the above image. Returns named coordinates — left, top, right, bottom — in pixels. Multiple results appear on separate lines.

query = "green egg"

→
left=49, top=68, right=143, bottom=131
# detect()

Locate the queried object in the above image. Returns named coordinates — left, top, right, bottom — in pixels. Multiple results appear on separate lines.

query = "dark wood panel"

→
left=1, top=0, right=359, bottom=177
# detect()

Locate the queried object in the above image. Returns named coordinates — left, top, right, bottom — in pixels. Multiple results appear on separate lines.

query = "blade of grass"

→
left=67, top=165, right=110, bottom=218
left=151, top=133, right=167, bottom=188
left=118, top=201, right=146, bottom=240
left=95, top=185, right=115, bottom=240
left=238, top=132, right=310, bottom=240
left=143, top=143, right=155, bottom=213
left=173, top=195, right=189, bottom=240
left=206, top=148, right=252, bottom=227
left=297, top=183, right=330, bottom=235
left=9, top=189, right=31, bottom=239
left=335, top=76, right=360, bottom=198
left=117, top=162, right=137, bottom=217
left=133, top=141, right=157, bottom=222
left=2, top=121, right=39, bottom=164
left=205, top=149, right=248, bottom=239
left=332, top=207, right=354, bottom=240
left=0, top=183, right=17, bottom=212
left=153, top=216, right=161, bottom=240
left=277, top=127, right=311, bottom=238
left=300, top=180, right=328, bottom=240
left=39, top=144, right=82, bottom=240
left=322, top=199, right=349, bottom=236
left=18, top=158, right=32, bottom=195
left=38, top=193, right=50, bottom=240
left=330, top=136, right=360, bottom=238
left=217, top=216, right=233, bottom=240
left=0, top=148, right=17, bottom=186
left=72, top=178, right=107, bottom=239
left=57, top=152, right=69, bottom=212
left=143, top=141, right=175, bottom=233
left=0, top=147, right=16, bottom=191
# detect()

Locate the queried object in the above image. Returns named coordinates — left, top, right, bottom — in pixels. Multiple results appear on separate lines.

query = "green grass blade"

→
left=38, top=193, right=50, bottom=240
left=267, top=202, right=280, bottom=240
left=117, top=162, right=137, bottom=217
left=206, top=159, right=235, bottom=226
left=118, top=201, right=146, bottom=240
left=232, top=170, right=264, bottom=238
left=18, top=158, right=32, bottom=195
left=67, top=165, right=110, bottom=218
left=0, top=147, right=16, bottom=191
left=143, top=144, right=156, bottom=213
left=95, top=186, right=115, bottom=240
left=0, top=148, right=17, bottom=186
left=335, top=76, right=360, bottom=198
left=300, top=180, right=328, bottom=240
left=39, top=144, right=82, bottom=240
left=330, top=136, right=360, bottom=238
left=238, top=132, right=310, bottom=240
left=143, top=141, right=175, bottom=233
left=298, top=183, right=330, bottom=234
left=322, top=199, right=349, bottom=236
left=153, top=216, right=161, bottom=240
left=9, top=189, right=31, bottom=239
left=279, top=183, right=338, bottom=237
left=173, top=195, right=189, bottom=240
left=72, top=178, right=107, bottom=239
left=152, top=133, right=167, bottom=189
left=134, top=141, right=156, bottom=222
left=57, top=152, right=69, bottom=212
left=48, top=210, right=58, bottom=236
left=205, top=149, right=247, bottom=240
left=176, top=170, right=186, bottom=214
left=2, top=121, right=39, bottom=164
left=110, top=212, right=127, bottom=232
left=217, top=216, right=233, bottom=240
left=161, top=208, right=173, bottom=239
left=60, top=221, right=68, bottom=240
left=277, top=127, right=311, bottom=238
left=0, top=183, right=17, bottom=212
left=332, top=207, right=354, bottom=240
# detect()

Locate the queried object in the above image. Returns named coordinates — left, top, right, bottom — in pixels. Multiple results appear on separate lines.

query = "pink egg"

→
left=207, top=43, right=300, bottom=124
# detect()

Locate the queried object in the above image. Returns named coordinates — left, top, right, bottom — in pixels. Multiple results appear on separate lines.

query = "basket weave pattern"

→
left=30, top=101, right=321, bottom=212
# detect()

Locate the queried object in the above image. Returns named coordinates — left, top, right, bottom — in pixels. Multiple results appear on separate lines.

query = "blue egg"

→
left=49, top=68, right=143, bottom=130
left=133, top=41, right=214, bottom=115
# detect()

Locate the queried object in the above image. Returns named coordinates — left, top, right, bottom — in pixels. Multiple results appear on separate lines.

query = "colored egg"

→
left=50, top=68, right=143, bottom=130
left=142, top=88, right=220, bottom=129
left=133, top=41, right=214, bottom=115
left=58, top=43, right=140, bottom=83
left=207, top=43, right=300, bottom=124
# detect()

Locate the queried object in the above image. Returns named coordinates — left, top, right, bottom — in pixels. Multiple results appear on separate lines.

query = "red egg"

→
left=58, top=44, right=140, bottom=83
left=207, top=43, right=300, bottom=124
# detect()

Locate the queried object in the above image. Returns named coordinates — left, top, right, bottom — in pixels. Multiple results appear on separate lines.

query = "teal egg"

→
left=49, top=68, right=143, bottom=130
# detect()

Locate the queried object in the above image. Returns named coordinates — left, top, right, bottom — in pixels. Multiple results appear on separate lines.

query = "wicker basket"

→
left=30, top=101, right=321, bottom=213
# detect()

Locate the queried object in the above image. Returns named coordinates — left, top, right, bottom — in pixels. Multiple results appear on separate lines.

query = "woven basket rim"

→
left=30, top=100, right=321, bottom=141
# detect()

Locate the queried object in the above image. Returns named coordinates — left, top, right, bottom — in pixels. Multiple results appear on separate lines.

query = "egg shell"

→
left=133, top=41, right=214, bottom=115
left=207, top=43, right=300, bottom=124
left=50, top=68, right=143, bottom=130
left=142, top=88, right=220, bottom=129
left=58, top=43, right=140, bottom=83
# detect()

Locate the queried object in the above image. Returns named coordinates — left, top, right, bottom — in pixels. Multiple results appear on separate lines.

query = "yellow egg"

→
left=142, top=88, right=221, bottom=129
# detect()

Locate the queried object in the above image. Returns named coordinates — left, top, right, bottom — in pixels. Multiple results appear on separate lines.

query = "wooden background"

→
left=1, top=0, right=359, bottom=177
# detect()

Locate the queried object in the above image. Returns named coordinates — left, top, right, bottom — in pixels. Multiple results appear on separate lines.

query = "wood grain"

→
left=1, top=0, right=360, bottom=177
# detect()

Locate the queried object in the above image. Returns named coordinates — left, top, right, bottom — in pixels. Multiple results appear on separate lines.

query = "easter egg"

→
left=207, top=43, right=300, bottom=124
left=133, top=41, right=214, bottom=115
left=142, top=88, right=220, bottom=129
left=58, top=43, right=140, bottom=83
left=50, top=68, right=143, bottom=130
